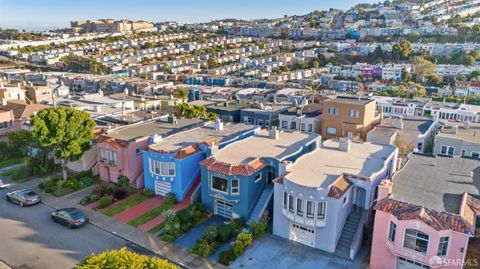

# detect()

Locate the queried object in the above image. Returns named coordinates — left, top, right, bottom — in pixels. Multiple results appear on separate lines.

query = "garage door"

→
left=215, top=199, right=233, bottom=219
left=155, top=180, right=171, bottom=196
left=396, top=257, right=430, bottom=269
left=290, top=223, right=315, bottom=247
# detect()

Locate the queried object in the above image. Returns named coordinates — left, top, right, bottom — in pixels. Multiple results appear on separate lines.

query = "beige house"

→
left=321, top=97, right=381, bottom=141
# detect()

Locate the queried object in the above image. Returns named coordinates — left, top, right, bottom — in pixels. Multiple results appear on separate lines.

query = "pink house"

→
left=370, top=154, right=479, bottom=269
left=96, top=116, right=199, bottom=188
left=0, top=108, right=15, bottom=137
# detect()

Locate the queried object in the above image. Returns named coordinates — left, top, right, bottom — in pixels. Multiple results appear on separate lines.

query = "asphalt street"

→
left=0, top=188, right=130, bottom=269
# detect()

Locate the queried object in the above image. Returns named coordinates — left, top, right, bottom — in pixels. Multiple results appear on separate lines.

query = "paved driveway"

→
left=0, top=188, right=128, bottom=269
left=230, top=234, right=368, bottom=269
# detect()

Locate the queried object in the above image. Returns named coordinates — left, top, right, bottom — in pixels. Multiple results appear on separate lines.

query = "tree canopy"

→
left=392, top=40, right=413, bottom=60
left=30, top=107, right=95, bottom=180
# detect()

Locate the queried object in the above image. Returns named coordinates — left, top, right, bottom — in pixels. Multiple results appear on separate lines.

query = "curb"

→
left=0, top=260, right=12, bottom=269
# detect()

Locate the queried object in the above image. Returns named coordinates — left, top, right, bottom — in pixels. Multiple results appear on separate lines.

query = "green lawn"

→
left=103, top=194, right=151, bottom=217
left=128, top=204, right=172, bottom=227
left=0, top=158, right=24, bottom=169
left=148, top=222, right=165, bottom=234
left=0, top=170, right=14, bottom=177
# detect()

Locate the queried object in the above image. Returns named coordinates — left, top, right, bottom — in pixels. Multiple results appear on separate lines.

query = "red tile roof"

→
left=328, top=175, right=353, bottom=199
left=96, top=135, right=129, bottom=148
left=376, top=198, right=474, bottom=235
left=200, top=157, right=266, bottom=176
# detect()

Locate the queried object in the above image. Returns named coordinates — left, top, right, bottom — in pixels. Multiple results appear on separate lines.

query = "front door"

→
left=354, top=186, right=366, bottom=209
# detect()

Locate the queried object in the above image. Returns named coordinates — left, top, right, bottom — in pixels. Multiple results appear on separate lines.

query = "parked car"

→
left=6, top=189, right=41, bottom=206
left=51, top=208, right=89, bottom=228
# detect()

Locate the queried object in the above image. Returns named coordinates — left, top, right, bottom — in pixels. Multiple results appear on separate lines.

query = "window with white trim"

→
left=212, top=176, right=228, bottom=193
left=150, top=160, right=175, bottom=176
left=255, top=173, right=262, bottom=183
left=327, top=107, right=338, bottom=116
left=306, top=201, right=314, bottom=219
left=440, top=145, right=454, bottom=156
left=231, top=179, right=239, bottom=195
left=348, top=109, right=360, bottom=118
left=100, top=149, right=117, bottom=165
left=288, top=195, right=294, bottom=213
left=388, top=221, right=396, bottom=243
left=296, top=198, right=303, bottom=217
left=308, top=124, right=313, bottom=132
left=437, top=236, right=449, bottom=256
left=326, top=127, right=337, bottom=135
left=404, top=229, right=429, bottom=254
left=291, top=121, right=296, bottom=130
left=317, top=201, right=326, bottom=219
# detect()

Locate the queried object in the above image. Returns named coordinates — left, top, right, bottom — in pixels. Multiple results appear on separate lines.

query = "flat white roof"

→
left=285, top=140, right=396, bottom=188
left=213, top=130, right=318, bottom=164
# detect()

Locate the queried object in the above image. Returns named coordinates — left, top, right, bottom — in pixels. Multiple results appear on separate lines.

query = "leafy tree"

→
left=374, top=45, right=383, bottom=61
left=76, top=247, right=178, bottom=269
left=395, top=134, right=416, bottom=163
left=392, top=40, right=412, bottom=60
left=30, top=107, right=95, bottom=180
left=457, top=75, right=467, bottom=81
left=207, top=58, right=220, bottom=68
left=173, top=87, right=189, bottom=102
left=401, top=68, right=411, bottom=82
left=426, top=75, right=443, bottom=87
left=412, top=56, right=435, bottom=82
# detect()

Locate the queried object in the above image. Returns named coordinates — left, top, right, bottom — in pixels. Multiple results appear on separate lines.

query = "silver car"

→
left=6, top=189, right=41, bottom=207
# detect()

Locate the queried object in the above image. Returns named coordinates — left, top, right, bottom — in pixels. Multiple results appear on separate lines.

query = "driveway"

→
left=0, top=188, right=128, bottom=269
left=230, top=234, right=368, bottom=269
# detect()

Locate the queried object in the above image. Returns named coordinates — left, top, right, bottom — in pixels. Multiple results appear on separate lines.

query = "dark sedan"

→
left=6, top=189, right=41, bottom=206
left=51, top=208, right=89, bottom=228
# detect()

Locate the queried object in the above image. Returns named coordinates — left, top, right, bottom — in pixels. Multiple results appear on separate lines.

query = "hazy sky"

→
left=0, top=0, right=378, bottom=31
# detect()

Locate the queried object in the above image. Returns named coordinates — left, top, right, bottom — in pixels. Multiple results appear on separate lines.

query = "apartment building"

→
left=273, top=138, right=397, bottom=259
left=279, top=103, right=322, bottom=133
left=423, top=101, right=480, bottom=123
left=321, top=97, right=382, bottom=141
left=374, top=96, right=430, bottom=117
left=0, top=85, right=25, bottom=105
left=433, top=122, right=480, bottom=159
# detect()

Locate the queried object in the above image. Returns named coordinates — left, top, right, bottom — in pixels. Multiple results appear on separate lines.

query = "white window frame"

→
left=281, top=120, right=288, bottom=129
left=288, top=195, right=295, bottom=213
left=296, top=198, right=304, bottom=217
left=327, top=107, right=338, bottom=116
left=403, top=229, right=429, bottom=255
left=348, top=109, right=360, bottom=118
left=231, top=178, right=239, bottom=195
left=326, top=127, right=337, bottom=135
left=211, top=175, right=229, bottom=194
left=317, top=201, right=326, bottom=220
left=306, top=200, right=314, bottom=219
left=437, top=236, right=449, bottom=257
left=254, top=173, right=262, bottom=183
left=388, top=221, right=396, bottom=243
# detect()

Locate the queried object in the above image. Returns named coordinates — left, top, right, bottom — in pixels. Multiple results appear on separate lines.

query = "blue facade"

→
left=200, top=135, right=320, bottom=220
left=143, top=127, right=259, bottom=201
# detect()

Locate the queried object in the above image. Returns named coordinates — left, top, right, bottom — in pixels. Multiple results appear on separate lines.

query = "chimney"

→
left=95, top=105, right=102, bottom=112
left=214, top=119, right=224, bottom=131
left=339, top=137, right=351, bottom=152
left=377, top=180, right=393, bottom=201
left=149, top=134, right=162, bottom=144
left=167, top=115, right=177, bottom=124
left=452, top=125, right=459, bottom=134
left=394, top=116, right=404, bottom=129
left=463, top=121, right=470, bottom=129
left=269, top=126, right=280, bottom=140
left=279, top=160, right=293, bottom=175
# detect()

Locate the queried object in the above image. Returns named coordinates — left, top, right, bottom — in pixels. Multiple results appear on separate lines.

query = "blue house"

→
left=143, top=121, right=259, bottom=201
left=200, top=128, right=320, bottom=223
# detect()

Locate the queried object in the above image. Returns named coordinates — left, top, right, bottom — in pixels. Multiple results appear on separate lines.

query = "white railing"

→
left=282, top=208, right=326, bottom=227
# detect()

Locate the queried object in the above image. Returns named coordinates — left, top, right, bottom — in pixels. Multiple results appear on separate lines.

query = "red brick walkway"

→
left=139, top=178, right=200, bottom=232
left=113, top=196, right=164, bottom=223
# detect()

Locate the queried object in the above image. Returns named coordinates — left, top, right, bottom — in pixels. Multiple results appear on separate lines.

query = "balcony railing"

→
left=99, top=159, right=117, bottom=167
left=282, top=208, right=326, bottom=227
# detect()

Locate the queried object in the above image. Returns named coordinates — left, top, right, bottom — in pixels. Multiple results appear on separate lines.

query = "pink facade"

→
left=97, top=137, right=149, bottom=189
left=370, top=210, right=470, bottom=269
left=0, top=109, right=16, bottom=137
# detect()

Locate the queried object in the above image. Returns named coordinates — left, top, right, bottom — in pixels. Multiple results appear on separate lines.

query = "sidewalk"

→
left=9, top=178, right=226, bottom=269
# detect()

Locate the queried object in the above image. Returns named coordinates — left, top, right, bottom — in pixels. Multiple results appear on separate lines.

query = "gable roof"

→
left=3, top=100, right=48, bottom=120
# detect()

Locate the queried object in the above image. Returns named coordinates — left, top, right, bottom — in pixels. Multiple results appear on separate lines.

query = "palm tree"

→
left=173, top=87, right=189, bottom=103
left=305, top=80, right=320, bottom=103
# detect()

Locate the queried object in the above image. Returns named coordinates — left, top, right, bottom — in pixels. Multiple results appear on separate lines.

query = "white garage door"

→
left=155, top=180, right=171, bottom=196
left=215, top=199, right=233, bottom=219
left=396, top=257, right=430, bottom=269
left=290, top=223, right=315, bottom=247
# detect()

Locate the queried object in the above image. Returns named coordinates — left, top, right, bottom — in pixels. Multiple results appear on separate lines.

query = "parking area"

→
left=230, top=234, right=368, bottom=269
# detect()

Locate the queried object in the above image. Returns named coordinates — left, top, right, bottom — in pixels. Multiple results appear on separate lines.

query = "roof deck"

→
left=285, top=140, right=396, bottom=188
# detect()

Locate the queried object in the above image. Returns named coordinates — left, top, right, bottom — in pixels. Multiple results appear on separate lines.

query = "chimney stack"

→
left=167, top=115, right=177, bottom=124
left=339, top=137, right=351, bottom=152
left=214, top=119, right=224, bottom=131
left=269, top=126, right=280, bottom=140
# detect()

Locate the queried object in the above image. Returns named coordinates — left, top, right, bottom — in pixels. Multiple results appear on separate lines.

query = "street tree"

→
left=412, top=56, right=436, bottom=82
left=30, top=107, right=95, bottom=181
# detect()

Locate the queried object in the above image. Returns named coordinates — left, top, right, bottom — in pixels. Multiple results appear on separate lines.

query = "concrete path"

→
left=113, top=196, right=164, bottom=222
left=7, top=178, right=226, bottom=269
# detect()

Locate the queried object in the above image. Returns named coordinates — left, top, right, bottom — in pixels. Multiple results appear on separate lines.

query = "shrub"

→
left=160, top=234, right=177, bottom=242
left=250, top=219, right=268, bottom=239
left=93, top=183, right=114, bottom=196
left=12, top=166, right=33, bottom=180
left=117, top=175, right=130, bottom=188
left=164, top=192, right=177, bottom=205
left=75, top=170, right=93, bottom=179
left=217, top=224, right=234, bottom=243
left=177, top=208, right=193, bottom=224
left=232, top=240, right=246, bottom=257
left=236, top=232, right=253, bottom=249
left=231, top=217, right=245, bottom=231
left=42, top=179, right=57, bottom=193
left=98, top=196, right=113, bottom=209
left=65, top=177, right=81, bottom=191
left=113, top=188, right=129, bottom=200
left=76, top=247, right=178, bottom=269
left=202, top=224, right=218, bottom=242
left=191, top=238, right=217, bottom=257
left=219, top=249, right=236, bottom=266
left=143, top=188, right=155, bottom=197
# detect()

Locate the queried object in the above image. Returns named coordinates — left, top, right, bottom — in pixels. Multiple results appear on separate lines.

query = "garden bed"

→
left=102, top=193, right=152, bottom=217
left=38, top=171, right=98, bottom=197
left=157, top=202, right=208, bottom=240
left=128, top=203, right=172, bottom=227
left=0, top=158, right=24, bottom=169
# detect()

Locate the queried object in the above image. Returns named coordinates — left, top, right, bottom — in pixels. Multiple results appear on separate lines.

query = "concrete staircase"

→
left=334, top=208, right=364, bottom=259
left=247, top=184, right=274, bottom=225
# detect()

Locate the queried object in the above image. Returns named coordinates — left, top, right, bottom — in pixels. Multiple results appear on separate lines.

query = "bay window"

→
left=404, top=229, right=429, bottom=254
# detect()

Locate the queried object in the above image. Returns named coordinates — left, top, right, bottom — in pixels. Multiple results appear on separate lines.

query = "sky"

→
left=0, top=0, right=377, bottom=31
